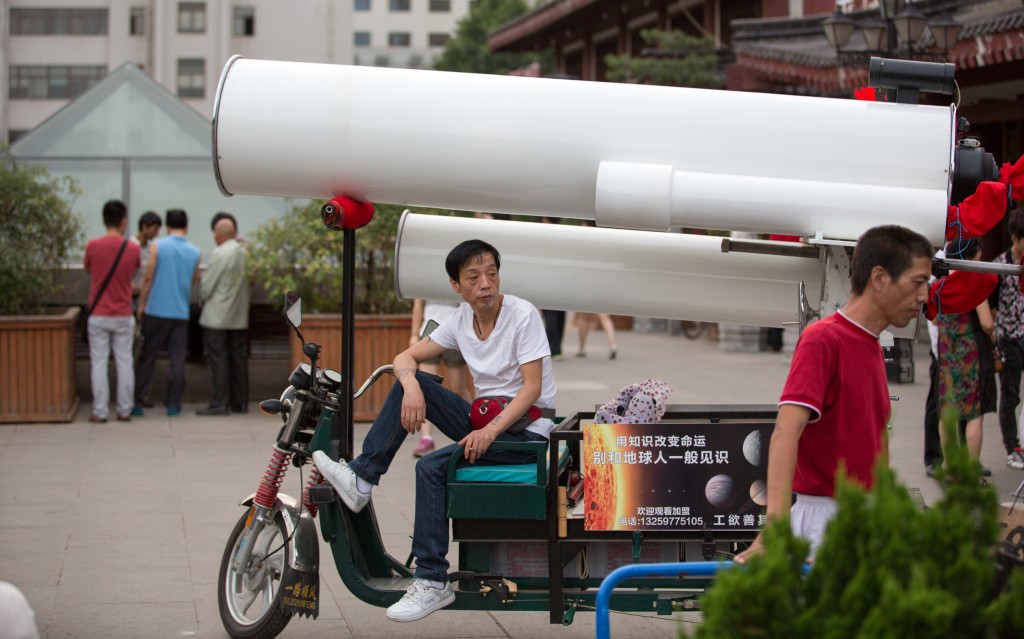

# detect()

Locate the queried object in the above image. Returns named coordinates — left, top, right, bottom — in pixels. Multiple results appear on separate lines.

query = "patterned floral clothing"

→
left=993, top=249, right=1024, bottom=341
left=938, top=309, right=996, bottom=421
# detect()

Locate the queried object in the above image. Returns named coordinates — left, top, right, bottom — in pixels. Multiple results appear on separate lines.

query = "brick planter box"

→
left=0, top=307, right=80, bottom=423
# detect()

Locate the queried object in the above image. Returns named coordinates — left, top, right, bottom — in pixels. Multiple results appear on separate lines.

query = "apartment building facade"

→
left=2, top=0, right=470, bottom=143
left=351, top=0, right=469, bottom=69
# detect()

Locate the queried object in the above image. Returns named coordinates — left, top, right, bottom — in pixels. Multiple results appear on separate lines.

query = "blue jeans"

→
left=347, top=372, right=546, bottom=582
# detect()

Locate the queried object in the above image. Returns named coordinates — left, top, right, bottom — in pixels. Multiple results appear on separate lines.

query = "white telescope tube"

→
left=394, top=213, right=824, bottom=327
left=213, top=57, right=955, bottom=244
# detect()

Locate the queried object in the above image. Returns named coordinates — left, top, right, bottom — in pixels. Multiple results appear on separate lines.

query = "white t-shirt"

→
left=430, top=294, right=557, bottom=437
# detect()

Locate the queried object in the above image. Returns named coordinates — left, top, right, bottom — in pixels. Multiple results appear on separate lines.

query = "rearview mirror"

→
left=421, top=318, right=439, bottom=339
left=285, top=292, right=302, bottom=328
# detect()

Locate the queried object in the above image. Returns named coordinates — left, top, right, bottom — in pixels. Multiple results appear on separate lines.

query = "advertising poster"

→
left=583, top=422, right=772, bottom=531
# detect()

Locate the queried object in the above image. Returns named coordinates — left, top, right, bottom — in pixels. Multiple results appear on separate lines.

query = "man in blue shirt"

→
left=134, top=209, right=201, bottom=416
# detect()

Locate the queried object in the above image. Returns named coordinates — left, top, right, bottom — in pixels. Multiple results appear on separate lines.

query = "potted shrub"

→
left=248, top=201, right=412, bottom=420
left=0, top=148, right=84, bottom=422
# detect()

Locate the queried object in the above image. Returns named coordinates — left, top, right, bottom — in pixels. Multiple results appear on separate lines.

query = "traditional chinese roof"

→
left=731, top=0, right=1024, bottom=92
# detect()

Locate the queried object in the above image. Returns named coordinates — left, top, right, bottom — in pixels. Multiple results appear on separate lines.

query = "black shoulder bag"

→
left=83, top=239, right=129, bottom=345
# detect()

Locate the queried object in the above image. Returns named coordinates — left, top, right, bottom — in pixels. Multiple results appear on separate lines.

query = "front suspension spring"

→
left=302, top=466, right=324, bottom=517
left=254, top=447, right=292, bottom=509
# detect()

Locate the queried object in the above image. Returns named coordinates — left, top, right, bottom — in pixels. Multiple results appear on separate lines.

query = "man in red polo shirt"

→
left=83, top=200, right=141, bottom=423
left=737, top=225, right=933, bottom=561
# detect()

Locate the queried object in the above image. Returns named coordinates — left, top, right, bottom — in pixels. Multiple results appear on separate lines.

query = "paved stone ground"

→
left=2, top=325, right=1022, bottom=638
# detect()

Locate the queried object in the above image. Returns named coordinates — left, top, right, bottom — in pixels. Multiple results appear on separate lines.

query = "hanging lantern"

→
left=822, top=9, right=857, bottom=50
left=893, top=3, right=929, bottom=47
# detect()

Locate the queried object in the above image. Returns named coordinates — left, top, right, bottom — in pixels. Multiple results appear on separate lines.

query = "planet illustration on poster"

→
left=705, top=474, right=735, bottom=508
left=750, top=479, right=768, bottom=506
left=743, top=430, right=764, bottom=467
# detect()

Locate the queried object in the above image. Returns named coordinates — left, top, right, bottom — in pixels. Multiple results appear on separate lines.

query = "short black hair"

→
left=211, top=211, right=237, bottom=232
left=850, top=225, right=933, bottom=295
left=165, top=208, right=188, bottom=230
left=445, top=239, right=501, bottom=281
left=102, top=200, right=126, bottom=229
left=138, top=210, right=162, bottom=231
left=1009, top=208, right=1024, bottom=241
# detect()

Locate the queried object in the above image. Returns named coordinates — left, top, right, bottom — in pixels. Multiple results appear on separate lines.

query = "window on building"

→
left=129, top=7, right=145, bottom=35
left=409, top=55, right=424, bottom=68
left=354, top=0, right=371, bottom=10
left=388, top=32, right=410, bottom=47
left=374, top=54, right=390, bottom=67
left=178, top=2, right=206, bottom=33
left=389, top=0, right=410, bottom=12
left=428, top=33, right=450, bottom=47
left=353, top=31, right=371, bottom=47
left=177, top=58, right=206, bottom=98
left=8, top=65, right=107, bottom=99
left=9, top=8, right=108, bottom=35
left=233, top=7, right=255, bottom=36
left=429, top=0, right=451, bottom=12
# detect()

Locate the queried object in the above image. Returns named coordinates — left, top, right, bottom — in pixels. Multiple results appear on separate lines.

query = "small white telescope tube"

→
left=213, top=57, right=954, bottom=244
left=394, top=213, right=824, bottom=327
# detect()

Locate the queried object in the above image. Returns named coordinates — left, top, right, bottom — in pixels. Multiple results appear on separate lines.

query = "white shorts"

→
left=791, top=494, right=838, bottom=559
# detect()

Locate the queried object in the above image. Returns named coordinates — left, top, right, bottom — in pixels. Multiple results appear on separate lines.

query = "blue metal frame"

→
left=594, top=561, right=731, bottom=639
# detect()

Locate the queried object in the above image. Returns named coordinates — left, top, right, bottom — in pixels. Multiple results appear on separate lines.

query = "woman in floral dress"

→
left=937, top=238, right=997, bottom=463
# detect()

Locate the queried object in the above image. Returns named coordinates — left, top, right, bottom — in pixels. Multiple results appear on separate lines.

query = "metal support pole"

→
left=339, top=228, right=357, bottom=460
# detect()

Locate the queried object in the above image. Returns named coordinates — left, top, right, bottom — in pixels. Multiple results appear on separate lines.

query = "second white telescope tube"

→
left=394, top=213, right=825, bottom=328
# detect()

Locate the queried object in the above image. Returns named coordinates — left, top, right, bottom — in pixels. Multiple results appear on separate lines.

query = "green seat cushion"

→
left=454, top=442, right=569, bottom=484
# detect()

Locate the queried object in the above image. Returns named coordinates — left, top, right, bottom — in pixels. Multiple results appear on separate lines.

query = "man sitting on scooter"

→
left=314, top=238, right=557, bottom=622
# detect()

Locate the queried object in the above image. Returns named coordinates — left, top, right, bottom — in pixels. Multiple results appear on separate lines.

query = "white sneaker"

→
left=1008, top=450, right=1024, bottom=470
left=386, top=578, right=455, bottom=622
left=312, top=451, right=370, bottom=513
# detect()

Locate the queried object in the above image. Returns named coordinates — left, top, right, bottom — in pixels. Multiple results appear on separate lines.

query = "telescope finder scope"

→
left=869, top=57, right=956, bottom=104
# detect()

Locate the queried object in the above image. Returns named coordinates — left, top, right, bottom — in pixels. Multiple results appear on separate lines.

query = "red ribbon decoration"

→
left=926, top=270, right=998, bottom=320
left=945, top=181, right=1008, bottom=242
left=1000, top=154, right=1024, bottom=199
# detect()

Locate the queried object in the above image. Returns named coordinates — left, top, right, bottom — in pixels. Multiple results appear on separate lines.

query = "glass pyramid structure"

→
left=12, top=63, right=297, bottom=259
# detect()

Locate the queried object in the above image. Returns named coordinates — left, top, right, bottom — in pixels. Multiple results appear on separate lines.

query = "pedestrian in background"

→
left=197, top=214, right=250, bottom=415
left=134, top=208, right=201, bottom=416
left=937, top=237, right=996, bottom=469
left=130, top=211, right=161, bottom=307
left=130, top=211, right=162, bottom=388
left=540, top=217, right=566, bottom=360
left=575, top=312, right=617, bottom=360
left=922, top=248, right=945, bottom=478
left=84, top=200, right=140, bottom=423
left=575, top=220, right=617, bottom=360
left=991, top=208, right=1024, bottom=470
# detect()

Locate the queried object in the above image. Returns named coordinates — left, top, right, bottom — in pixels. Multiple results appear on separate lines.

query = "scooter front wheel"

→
left=218, top=509, right=293, bottom=639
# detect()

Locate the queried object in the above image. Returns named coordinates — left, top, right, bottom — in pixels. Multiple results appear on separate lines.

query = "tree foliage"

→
left=605, top=30, right=722, bottom=88
left=433, top=0, right=540, bottom=75
left=247, top=201, right=411, bottom=314
left=697, top=414, right=1024, bottom=638
left=0, top=148, right=83, bottom=315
